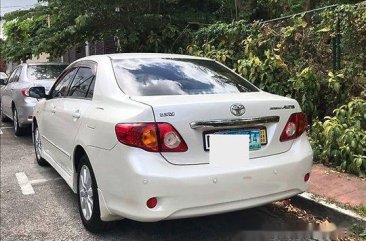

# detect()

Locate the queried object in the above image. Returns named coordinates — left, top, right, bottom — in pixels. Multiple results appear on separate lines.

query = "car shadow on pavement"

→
left=42, top=168, right=308, bottom=241
left=1, top=121, right=314, bottom=241
left=92, top=205, right=307, bottom=241
left=2, top=120, right=338, bottom=241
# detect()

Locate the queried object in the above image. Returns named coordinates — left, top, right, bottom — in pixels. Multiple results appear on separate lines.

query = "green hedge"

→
left=310, top=98, right=366, bottom=176
left=187, top=2, right=366, bottom=175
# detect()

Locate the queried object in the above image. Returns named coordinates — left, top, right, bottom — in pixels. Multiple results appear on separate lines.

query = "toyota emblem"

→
left=230, top=104, right=245, bottom=116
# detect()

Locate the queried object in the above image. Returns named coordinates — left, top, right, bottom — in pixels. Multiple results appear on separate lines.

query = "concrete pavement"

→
left=0, top=122, right=358, bottom=240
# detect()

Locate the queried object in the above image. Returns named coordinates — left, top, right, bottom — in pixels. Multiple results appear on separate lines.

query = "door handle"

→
left=51, top=105, right=56, bottom=114
left=72, top=110, right=81, bottom=119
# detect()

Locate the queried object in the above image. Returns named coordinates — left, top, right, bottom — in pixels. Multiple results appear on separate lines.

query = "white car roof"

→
left=27, top=62, right=68, bottom=66
left=81, top=53, right=211, bottom=61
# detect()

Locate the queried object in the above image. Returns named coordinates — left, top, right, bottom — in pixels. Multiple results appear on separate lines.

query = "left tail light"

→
left=280, top=112, right=308, bottom=142
left=21, top=88, right=30, bottom=97
left=115, top=123, right=188, bottom=152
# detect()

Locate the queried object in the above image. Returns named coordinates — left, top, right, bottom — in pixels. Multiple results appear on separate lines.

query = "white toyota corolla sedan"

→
left=29, top=53, right=313, bottom=232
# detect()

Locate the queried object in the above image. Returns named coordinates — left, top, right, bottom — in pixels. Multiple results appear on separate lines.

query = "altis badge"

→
left=270, top=105, right=295, bottom=110
left=159, top=112, right=175, bottom=117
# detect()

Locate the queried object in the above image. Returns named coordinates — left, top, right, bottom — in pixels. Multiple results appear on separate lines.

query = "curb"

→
left=292, top=192, right=366, bottom=229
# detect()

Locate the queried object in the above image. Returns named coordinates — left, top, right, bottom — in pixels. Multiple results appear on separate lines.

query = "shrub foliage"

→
left=310, top=99, right=366, bottom=176
left=187, top=2, right=366, bottom=175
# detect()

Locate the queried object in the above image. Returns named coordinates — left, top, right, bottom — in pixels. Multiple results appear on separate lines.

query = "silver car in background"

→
left=0, top=72, right=8, bottom=83
left=0, top=63, right=67, bottom=135
left=0, top=72, right=9, bottom=101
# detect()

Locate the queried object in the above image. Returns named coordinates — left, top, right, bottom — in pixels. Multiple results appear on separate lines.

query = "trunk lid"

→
left=132, top=92, right=301, bottom=165
left=31, top=79, right=56, bottom=94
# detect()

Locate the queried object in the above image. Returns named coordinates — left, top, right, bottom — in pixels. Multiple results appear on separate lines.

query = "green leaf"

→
left=317, top=27, right=331, bottom=33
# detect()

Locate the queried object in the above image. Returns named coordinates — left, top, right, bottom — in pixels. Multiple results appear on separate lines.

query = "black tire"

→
left=13, top=107, right=25, bottom=136
left=77, top=155, right=106, bottom=233
left=33, top=124, right=49, bottom=166
left=0, top=105, right=10, bottom=122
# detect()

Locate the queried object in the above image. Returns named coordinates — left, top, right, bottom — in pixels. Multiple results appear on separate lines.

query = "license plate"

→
left=204, top=128, right=267, bottom=151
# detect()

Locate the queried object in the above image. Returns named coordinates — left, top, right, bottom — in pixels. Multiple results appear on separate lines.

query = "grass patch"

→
left=351, top=205, right=366, bottom=218
left=310, top=194, right=366, bottom=218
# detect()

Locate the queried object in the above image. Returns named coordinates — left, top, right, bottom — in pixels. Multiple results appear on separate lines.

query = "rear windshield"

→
left=27, top=65, right=67, bottom=81
left=112, top=58, right=258, bottom=96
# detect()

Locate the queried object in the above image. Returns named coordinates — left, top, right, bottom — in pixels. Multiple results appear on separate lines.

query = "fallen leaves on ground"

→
left=272, top=199, right=365, bottom=241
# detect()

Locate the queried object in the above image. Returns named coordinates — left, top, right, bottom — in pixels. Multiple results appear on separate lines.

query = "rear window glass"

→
left=112, top=58, right=258, bottom=96
left=27, top=65, right=67, bottom=81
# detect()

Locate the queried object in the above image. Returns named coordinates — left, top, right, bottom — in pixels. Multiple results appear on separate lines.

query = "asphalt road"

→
left=0, top=121, right=332, bottom=241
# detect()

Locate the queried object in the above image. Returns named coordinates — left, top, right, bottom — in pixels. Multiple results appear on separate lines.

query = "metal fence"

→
left=261, top=2, right=365, bottom=71
left=262, top=4, right=341, bottom=71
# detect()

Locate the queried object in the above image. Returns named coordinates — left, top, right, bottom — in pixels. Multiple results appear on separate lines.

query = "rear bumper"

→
left=17, top=98, right=36, bottom=126
left=88, top=134, right=313, bottom=222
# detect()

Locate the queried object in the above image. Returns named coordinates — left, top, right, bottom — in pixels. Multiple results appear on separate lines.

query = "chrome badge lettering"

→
left=270, top=105, right=295, bottom=110
left=159, top=112, right=175, bottom=117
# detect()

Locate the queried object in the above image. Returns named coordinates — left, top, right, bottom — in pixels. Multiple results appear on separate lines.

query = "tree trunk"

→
left=246, top=0, right=258, bottom=21
left=235, top=0, right=242, bottom=12
left=302, top=0, right=316, bottom=11
left=249, top=0, right=257, bottom=10
left=302, top=0, right=316, bottom=24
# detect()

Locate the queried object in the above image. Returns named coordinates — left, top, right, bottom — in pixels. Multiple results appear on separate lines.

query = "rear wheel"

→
left=33, top=124, right=48, bottom=166
left=0, top=105, right=10, bottom=122
left=77, top=155, right=106, bottom=233
left=13, top=107, right=25, bottom=136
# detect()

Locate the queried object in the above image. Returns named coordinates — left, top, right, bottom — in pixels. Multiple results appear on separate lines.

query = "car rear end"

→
left=95, top=55, right=313, bottom=222
left=15, top=63, right=67, bottom=126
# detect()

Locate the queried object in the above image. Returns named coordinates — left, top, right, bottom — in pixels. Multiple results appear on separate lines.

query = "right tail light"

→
left=280, top=112, right=308, bottom=142
left=115, top=122, right=188, bottom=152
left=20, top=88, right=30, bottom=96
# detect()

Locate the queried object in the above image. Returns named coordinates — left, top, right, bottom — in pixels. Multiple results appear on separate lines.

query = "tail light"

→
left=280, top=112, right=308, bottom=142
left=115, top=123, right=188, bottom=152
left=21, top=88, right=30, bottom=96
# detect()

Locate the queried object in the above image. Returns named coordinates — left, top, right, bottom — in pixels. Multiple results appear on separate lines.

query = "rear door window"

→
left=68, top=67, right=95, bottom=99
left=86, top=78, right=95, bottom=99
left=112, top=58, right=258, bottom=96
left=7, top=69, right=18, bottom=83
left=51, top=68, right=78, bottom=98
left=8, top=67, right=22, bottom=83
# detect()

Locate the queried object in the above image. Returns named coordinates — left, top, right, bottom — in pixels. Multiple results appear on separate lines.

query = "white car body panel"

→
left=133, top=92, right=299, bottom=165
left=32, top=53, right=313, bottom=223
left=88, top=134, right=312, bottom=221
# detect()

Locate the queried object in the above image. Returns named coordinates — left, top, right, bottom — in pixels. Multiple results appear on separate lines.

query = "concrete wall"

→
left=63, top=39, right=117, bottom=63
left=26, top=53, right=51, bottom=63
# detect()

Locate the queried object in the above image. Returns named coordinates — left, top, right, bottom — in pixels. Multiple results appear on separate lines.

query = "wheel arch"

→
left=32, top=117, right=38, bottom=129
left=74, top=145, right=87, bottom=173
left=72, top=144, right=91, bottom=192
left=72, top=144, right=115, bottom=222
left=32, top=117, right=38, bottom=139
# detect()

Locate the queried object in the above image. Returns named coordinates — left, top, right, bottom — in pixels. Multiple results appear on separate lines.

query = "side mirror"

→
left=0, top=78, right=7, bottom=85
left=28, top=86, right=46, bottom=99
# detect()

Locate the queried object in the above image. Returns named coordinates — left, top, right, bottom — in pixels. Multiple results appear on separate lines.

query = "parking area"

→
left=0, top=121, right=332, bottom=240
